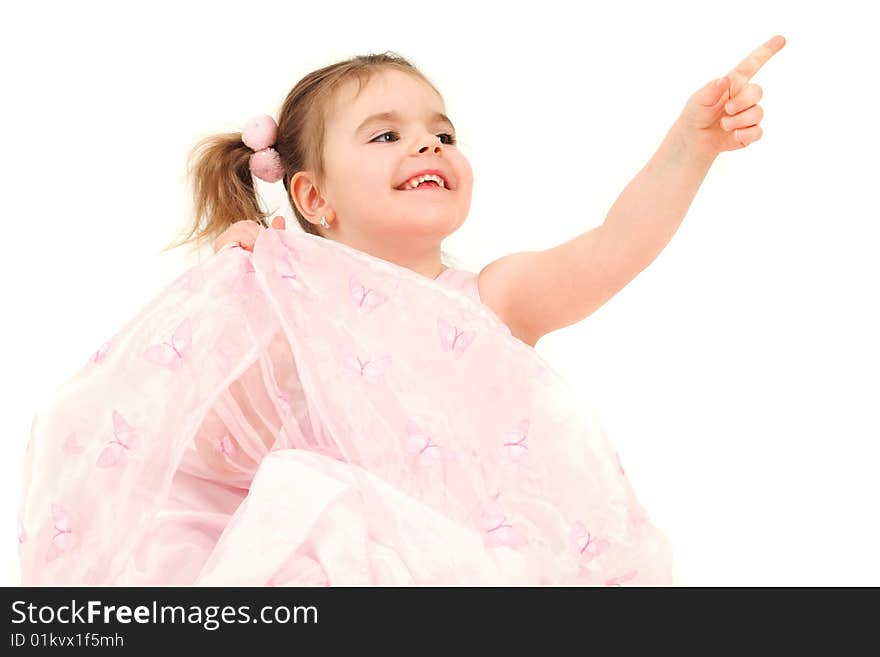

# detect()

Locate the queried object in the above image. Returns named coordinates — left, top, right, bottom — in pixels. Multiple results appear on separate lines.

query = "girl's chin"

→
left=381, top=213, right=459, bottom=231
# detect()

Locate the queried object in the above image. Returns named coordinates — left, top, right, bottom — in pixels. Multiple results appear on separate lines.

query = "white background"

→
left=2, top=0, right=878, bottom=586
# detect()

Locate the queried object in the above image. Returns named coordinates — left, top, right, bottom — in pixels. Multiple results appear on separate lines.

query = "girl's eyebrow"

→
left=355, top=110, right=455, bottom=135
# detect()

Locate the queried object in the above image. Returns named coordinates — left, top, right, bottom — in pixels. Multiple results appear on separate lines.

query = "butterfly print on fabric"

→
left=96, top=410, right=141, bottom=468
left=605, top=570, right=638, bottom=586
left=437, top=317, right=476, bottom=358
left=45, top=503, right=76, bottom=563
left=404, top=419, right=448, bottom=467
left=479, top=499, right=528, bottom=549
left=91, top=340, right=111, bottom=364
left=176, top=266, right=206, bottom=295
left=276, top=391, right=292, bottom=420
left=345, top=354, right=392, bottom=384
left=235, top=259, right=260, bottom=296
left=501, top=419, right=531, bottom=464
left=213, top=434, right=237, bottom=458
left=274, top=259, right=305, bottom=294
left=143, top=318, right=192, bottom=372
left=349, top=275, right=388, bottom=313
left=62, top=432, right=86, bottom=457
left=570, top=521, right=610, bottom=563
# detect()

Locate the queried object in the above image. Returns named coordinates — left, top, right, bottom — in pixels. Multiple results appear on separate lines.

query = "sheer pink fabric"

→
left=17, top=228, right=674, bottom=585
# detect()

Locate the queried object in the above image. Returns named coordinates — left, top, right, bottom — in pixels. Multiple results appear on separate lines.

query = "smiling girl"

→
left=18, top=39, right=784, bottom=585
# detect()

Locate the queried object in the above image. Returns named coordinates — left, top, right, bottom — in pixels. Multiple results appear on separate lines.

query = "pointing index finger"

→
left=728, top=35, right=786, bottom=86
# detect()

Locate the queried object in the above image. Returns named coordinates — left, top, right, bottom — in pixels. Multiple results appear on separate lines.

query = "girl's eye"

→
left=372, top=131, right=457, bottom=145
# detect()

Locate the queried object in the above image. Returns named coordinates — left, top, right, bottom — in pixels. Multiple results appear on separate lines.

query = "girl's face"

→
left=309, top=69, right=473, bottom=265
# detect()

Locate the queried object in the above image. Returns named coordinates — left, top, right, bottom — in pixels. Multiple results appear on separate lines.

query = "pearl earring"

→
left=320, top=216, right=329, bottom=228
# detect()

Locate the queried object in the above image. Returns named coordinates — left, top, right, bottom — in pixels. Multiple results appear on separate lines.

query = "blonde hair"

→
left=163, top=52, right=445, bottom=253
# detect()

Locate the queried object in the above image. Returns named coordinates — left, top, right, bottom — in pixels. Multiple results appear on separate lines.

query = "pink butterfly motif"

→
left=274, top=259, right=306, bottom=294
left=437, top=317, right=476, bottom=357
left=18, top=515, right=27, bottom=545
left=570, top=521, right=610, bottom=563
left=91, top=340, right=111, bottom=364
left=349, top=275, right=388, bottom=313
left=605, top=570, right=638, bottom=587
left=175, top=267, right=205, bottom=294
left=345, top=354, right=392, bottom=384
left=479, top=499, right=528, bottom=549
left=501, top=418, right=531, bottom=464
left=62, top=432, right=85, bottom=457
left=143, top=318, right=192, bottom=372
left=404, top=419, right=445, bottom=466
left=96, top=410, right=141, bottom=468
left=45, top=503, right=76, bottom=563
left=213, top=434, right=237, bottom=458
left=276, top=391, right=292, bottom=420
left=234, top=259, right=260, bottom=296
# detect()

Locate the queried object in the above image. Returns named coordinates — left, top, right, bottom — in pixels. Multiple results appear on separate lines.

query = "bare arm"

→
left=591, top=124, right=716, bottom=287
left=480, top=35, right=785, bottom=345
left=479, top=123, right=715, bottom=346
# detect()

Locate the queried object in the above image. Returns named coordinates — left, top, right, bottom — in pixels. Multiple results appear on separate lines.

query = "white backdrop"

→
left=2, top=0, right=878, bottom=586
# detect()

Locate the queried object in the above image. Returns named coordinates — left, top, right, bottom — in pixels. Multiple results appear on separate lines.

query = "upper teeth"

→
left=401, top=174, right=446, bottom=190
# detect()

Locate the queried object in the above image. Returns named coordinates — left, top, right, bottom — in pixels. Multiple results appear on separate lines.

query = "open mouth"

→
left=395, top=172, right=452, bottom=191
left=396, top=181, right=446, bottom=191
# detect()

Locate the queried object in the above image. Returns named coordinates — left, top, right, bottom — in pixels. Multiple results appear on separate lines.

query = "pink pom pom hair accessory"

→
left=242, top=114, right=285, bottom=183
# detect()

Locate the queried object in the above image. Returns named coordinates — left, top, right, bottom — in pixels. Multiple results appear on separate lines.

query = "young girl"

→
left=17, top=38, right=784, bottom=586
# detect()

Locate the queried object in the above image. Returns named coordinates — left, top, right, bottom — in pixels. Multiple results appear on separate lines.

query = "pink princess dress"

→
left=17, top=227, right=674, bottom=585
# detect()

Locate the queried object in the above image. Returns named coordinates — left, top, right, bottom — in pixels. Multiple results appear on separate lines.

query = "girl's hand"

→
left=675, top=34, right=786, bottom=161
left=213, top=216, right=286, bottom=253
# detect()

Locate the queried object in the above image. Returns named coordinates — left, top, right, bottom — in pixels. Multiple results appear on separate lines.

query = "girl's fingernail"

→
left=725, top=102, right=734, bottom=114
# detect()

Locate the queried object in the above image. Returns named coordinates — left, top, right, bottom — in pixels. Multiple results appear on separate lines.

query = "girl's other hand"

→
left=213, top=216, right=286, bottom=253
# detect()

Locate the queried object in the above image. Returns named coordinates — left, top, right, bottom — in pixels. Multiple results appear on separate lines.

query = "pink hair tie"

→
left=242, top=114, right=285, bottom=183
